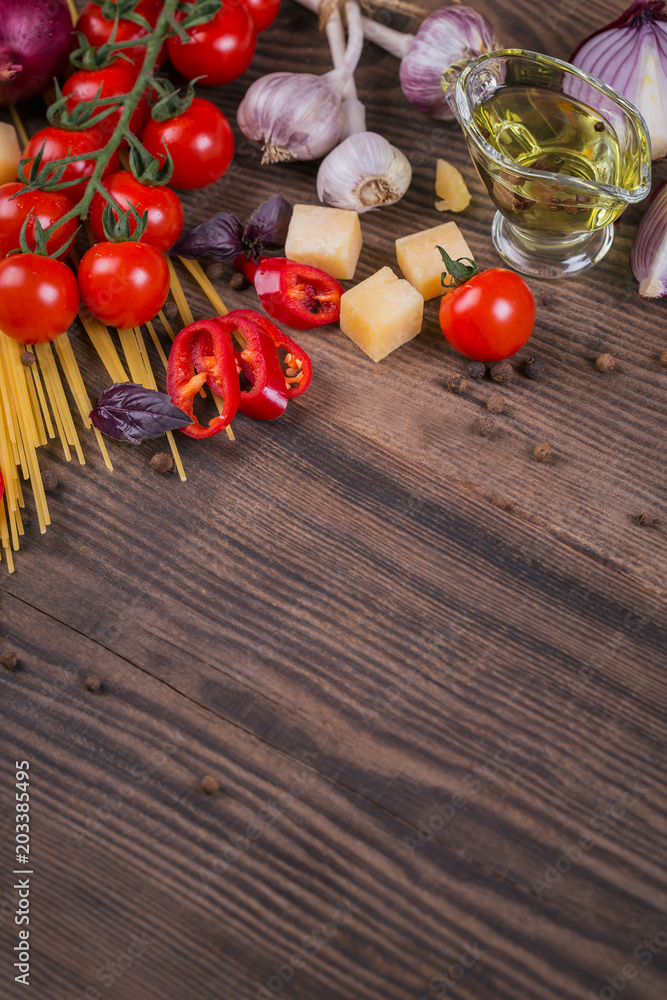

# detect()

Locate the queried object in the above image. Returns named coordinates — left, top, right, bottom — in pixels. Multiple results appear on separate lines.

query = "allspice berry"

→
left=489, top=360, right=513, bottom=383
left=162, top=300, right=178, bottom=320
left=20, top=351, right=35, bottom=367
left=658, top=350, right=667, bottom=367
left=635, top=512, right=659, bottom=527
left=533, top=442, right=553, bottom=462
left=595, top=353, right=615, bottom=372
left=150, top=452, right=174, bottom=475
left=42, top=470, right=58, bottom=492
left=473, top=416, right=495, bottom=437
left=1, top=650, right=18, bottom=670
left=229, top=271, right=249, bottom=291
left=540, top=291, right=554, bottom=308
left=200, top=775, right=220, bottom=795
left=447, top=373, right=466, bottom=394
left=206, top=262, right=225, bottom=281
left=524, top=357, right=545, bottom=380
left=467, top=361, right=486, bottom=380
left=486, top=393, right=505, bottom=414
left=84, top=675, right=101, bottom=692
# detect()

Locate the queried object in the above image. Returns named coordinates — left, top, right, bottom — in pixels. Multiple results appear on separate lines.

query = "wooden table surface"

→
left=1, top=1, right=666, bottom=998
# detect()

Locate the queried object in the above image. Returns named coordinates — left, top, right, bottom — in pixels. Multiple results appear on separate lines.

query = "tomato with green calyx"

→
left=140, top=98, right=234, bottom=190
left=0, top=254, right=79, bottom=343
left=168, top=1, right=256, bottom=85
left=62, top=62, right=149, bottom=146
left=242, top=0, right=281, bottom=33
left=0, top=183, right=77, bottom=260
left=89, top=172, right=184, bottom=253
left=77, top=0, right=167, bottom=68
left=78, top=241, right=169, bottom=329
left=23, top=127, right=121, bottom=202
left=437, top=247, right=535, bottom=362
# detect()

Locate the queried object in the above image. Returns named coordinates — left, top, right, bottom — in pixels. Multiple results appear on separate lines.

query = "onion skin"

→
left=571, top=0, right=667, bottom=159
left=399, top=7, right=498, bottom=120
left=630, top=180, right=667, bottom=296
left=0, top=0, right=73, bottom=106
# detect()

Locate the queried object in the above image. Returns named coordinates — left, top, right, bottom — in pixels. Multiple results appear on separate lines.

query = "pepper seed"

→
left=206, top=262, right=225, bottom=281
left=467, top=361, right=486, bottom=380
left=658, top=350, right=667, bottom=367
left=84, top=675, right=102, bottom=692
left=42, top=470, right=58, bottom=492
left=594, top=121, right=606, bottom=132
left=489, top=360, right=513, bottom=383
left=1, top=650, right=19, bottom=670
left=150, top=452, right=174, bottom=475
left=162, top=300, right=179, bottom=320
left=524, top=357, right=545, bottom=379
left=533, top=442, right=553, bottom=462
left=200, top=775, right=220, bottom=795
left=20, top=351, right=36, bottom=367
left=229, top=271, right=249, bottom=291
left=486, top=393, right=505, bottom=414
left=635, top=512, right=660, bottom=527
left=473, top=416, right=495, bottom=437
left=447, top=373, right=466, bottom=394
left=595, top=353, right=615, bottom=372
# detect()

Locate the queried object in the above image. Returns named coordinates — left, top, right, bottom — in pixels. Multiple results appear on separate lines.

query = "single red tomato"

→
left=242, top=0, right=280, bottom=33
left=78, top=241, right=169, bottom=329
left=140, top=99, right=234, bottom=190
left=89, top=172, right=184, bottom=253
left=168, top=1, right=256, bottom=85
left=62, top=62, right=149, bottom=145
left=0, top=183, right=78, bottom=260
left=0, top=254, right=79, bottom=343
left=77, top=0, right=167, bottom=68
left=23, top=127, right=121, bottom=202
left=438, top=262, right=535, bottom=362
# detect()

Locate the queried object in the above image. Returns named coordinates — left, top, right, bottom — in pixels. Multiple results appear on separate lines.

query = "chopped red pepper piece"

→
left=214, top=310, right=289, bottom=421
left=233, top=253, right=258, bottom=284
left=252, top=257, right=344, bottom=330
left=166, top=318, right=240, bottom=438
left=230, top=309, right=313, bottom=400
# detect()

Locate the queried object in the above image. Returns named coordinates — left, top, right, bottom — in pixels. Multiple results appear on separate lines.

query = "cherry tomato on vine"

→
left=242, top=0, right=281, bottom=33
left=77, top=0, right=167, bottom=68
left=438, top=259, right=536, bottom=362
left=140, top=98, right=234, bottom=190
left=78, top=241, right=170, bottom=329
left=0, top=254, right=80, bottom=344
left=23, top=127, right=120, bottom=202
left=62, top=62, right=149, bottom=145
left=0, top=183, right=78, bottom=260
left=168, top=1, right=256, bottom=86
left=89, top=171, right=184, bottom=253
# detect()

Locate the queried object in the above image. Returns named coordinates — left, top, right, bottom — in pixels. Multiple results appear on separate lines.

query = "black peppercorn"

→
left=594, top=121, right=606, bottom=132
left=162, top=300, right=178, bottom=320
left=524, top=357, right=545, bottom=379
left=229, top=271, right=249, bottom=291
left=467, top=361, right=486, bottom=380
left=447, top=373, right=466, bottom=394
left=473, top=416, right=495, bottom=437
left=486, top=393, right=505, bottom=414
left=489, top=360, right=513, bottom=383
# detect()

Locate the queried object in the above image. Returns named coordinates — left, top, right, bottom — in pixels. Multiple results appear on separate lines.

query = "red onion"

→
left=0, top=0, right=73, bottom=106
left=571, top=0, right=667, bottom=159
left=630, top=181, right=667, bottom=296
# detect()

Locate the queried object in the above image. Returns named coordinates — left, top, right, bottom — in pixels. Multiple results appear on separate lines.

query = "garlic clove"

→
left=317, top=131, right=412, bottom=213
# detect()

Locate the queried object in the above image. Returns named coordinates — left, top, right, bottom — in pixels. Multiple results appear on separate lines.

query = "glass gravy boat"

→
left=442, top=49, right=651, bottom=278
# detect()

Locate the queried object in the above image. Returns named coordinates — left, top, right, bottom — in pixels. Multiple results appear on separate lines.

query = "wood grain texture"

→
left=1, top=1, right=666, bottom=999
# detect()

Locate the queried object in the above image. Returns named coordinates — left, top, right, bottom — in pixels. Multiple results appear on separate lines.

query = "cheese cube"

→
left=434, top=159, right=471, bottom=213
left=285, top=204, right=362, bottom=280
left=396, top=222, right=473, bottom=301
left=0, top=123, right=20, bottom=186
left=340, top=267, right=423, bottom=362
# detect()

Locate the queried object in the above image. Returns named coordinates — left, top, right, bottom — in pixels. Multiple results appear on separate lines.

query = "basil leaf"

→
left=245, top=194, right=293, bottom=249
left=90, top=383, right=191, bottom=444
left=171, top=212, right=244, bottom=260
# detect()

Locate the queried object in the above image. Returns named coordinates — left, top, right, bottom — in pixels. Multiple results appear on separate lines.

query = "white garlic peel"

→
left=317, top=131, right=412, bottom=213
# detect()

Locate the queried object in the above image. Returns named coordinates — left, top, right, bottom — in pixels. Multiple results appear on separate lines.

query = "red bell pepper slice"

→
left=166, top=318, right=240, bottom=439
left=252, top=257, right=343, bottom=330
left=230, top=309, right=313, bottom=400
left=215, top=310, right=289, bottom=421
left=233, top=253, right=259, bottom=284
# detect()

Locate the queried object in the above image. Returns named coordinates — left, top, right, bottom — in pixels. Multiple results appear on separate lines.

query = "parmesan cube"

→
left=0, top=123, right=20, bottom=186
left=434, top=159, right=471, bottom=213
left=396, top=221, right=473, bottom=300
left=285, top=204, right=362, bottom=280
left=340, top=267, right=423, bottom=363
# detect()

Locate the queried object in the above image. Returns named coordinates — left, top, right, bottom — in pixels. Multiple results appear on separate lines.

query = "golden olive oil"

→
left=471, top=86, right=635, bottom=234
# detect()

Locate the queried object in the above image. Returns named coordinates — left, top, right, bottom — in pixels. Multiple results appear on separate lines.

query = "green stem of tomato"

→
left=39, top=0, right=183, bottom=244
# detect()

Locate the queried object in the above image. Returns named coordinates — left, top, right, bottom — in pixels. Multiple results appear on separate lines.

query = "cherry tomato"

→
left=140, top=99, right=234, bottom=190
left=0, top=254, right=79, bottom=344
left=77, top=0, right=167, bottom=68
left=78, top=241, right=170, bottom=329
left=23, top=127, right=121, bottom=202
left=62, top=62, right=149, bottom=146
left=0, top=183, right=78, bottom=260
left=242, top=0, right=281, bottom=33
left=89, top=172, right=184, bottom=253
left=168, top=2, right=256, bottom=85
left=438, top=268, right=536, bottom=362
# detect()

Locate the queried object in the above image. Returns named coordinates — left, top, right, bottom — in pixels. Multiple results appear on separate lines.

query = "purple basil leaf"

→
left=90, top=383, right=191, bottom=444
left=171, top=211, right=244, bottom=259
left=246, top=194, right=293, bottom=249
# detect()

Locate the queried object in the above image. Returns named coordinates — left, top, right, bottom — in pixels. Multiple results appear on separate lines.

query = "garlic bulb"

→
left=317, top=131, right=412, bottom=212
left=237, top=0, right=363, bottom=164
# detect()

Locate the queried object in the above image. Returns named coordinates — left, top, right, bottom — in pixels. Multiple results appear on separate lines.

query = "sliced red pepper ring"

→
left=215, top=310, right=289, bottom=421
left=166, top=318, right=240, bottom=439
left=253, top=257, right=343, bottom=330
left=229, top=309, right=313, bottom=400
